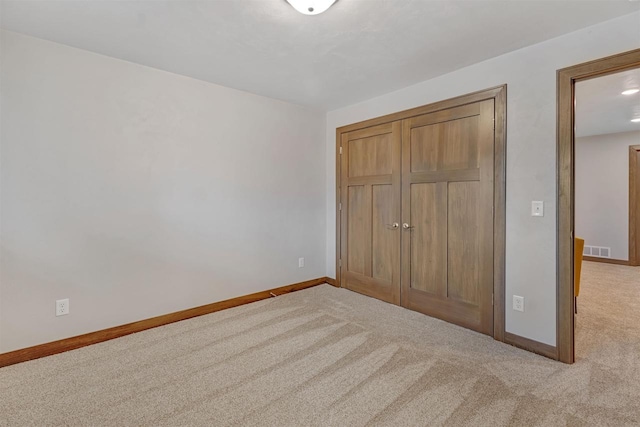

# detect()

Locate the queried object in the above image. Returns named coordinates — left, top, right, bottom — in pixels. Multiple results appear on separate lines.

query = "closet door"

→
left=340, top=122, right=401, bottom=304
left=400, top=99, right=495, bottom=335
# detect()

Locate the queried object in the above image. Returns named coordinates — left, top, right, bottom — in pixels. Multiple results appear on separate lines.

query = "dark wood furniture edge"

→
left=0, top=277, right=333, bottom=368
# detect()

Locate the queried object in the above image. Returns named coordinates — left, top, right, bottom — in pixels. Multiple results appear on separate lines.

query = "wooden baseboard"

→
left=504, top=332, right=558, bottom=360
left=325, top=277, right=338, bottom=287
left=583, top=256, right=630, bottom=266
left=0, top=277, right=332, bottom=369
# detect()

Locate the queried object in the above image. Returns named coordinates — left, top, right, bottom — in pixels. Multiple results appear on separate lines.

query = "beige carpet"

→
left=1, top=263, right=639, bottom=426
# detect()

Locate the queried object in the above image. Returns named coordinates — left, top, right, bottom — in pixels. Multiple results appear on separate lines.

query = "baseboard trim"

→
left=504, top=332, right=558, bottom=360
left=0, top=277, right=331, bottom=369
left=325, top=277, right=338, bottom=287
left=583, top=256, right=630, bottom=266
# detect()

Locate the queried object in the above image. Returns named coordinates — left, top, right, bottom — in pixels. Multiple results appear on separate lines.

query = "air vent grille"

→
left=584, top=245, right=611, bottom=258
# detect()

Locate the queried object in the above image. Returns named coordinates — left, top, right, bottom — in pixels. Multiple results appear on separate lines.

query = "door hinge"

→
left=339, top=202, right=342, bottom=211
left=339, top=146, right=343, bottom=155
left=339, top=259, right=342, bottom=268
left=492, top=293, right=494, bottom=305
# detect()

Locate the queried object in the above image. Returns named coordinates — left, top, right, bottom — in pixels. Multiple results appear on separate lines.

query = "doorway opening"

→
left=557, top=49, right=640, bottom=363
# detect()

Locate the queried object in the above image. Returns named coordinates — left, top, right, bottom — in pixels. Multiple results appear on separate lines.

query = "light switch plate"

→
left=531, top=201, right=544, bottom=217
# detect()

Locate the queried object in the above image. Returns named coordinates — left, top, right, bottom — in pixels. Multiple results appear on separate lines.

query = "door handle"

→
left=402, top=223, right=414, bottom=230
left=385, top=222, right=399, bottom=229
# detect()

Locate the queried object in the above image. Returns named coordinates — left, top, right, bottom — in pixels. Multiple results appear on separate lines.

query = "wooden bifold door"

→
left=337, top=87, right=505, bottom=337
left=339, top=122, right=402, bottom=305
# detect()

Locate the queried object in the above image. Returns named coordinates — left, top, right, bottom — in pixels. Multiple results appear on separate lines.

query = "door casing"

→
left=630, top=145, right=640, bottom=267
left=335, top=85, right=507, bottom=342
left=557, top=48, right=640, bottom=364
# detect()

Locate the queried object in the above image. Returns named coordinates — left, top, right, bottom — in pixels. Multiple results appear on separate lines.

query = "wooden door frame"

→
left=630, top=145, right=640, bottom=267
left=335, top=85, right=507, bottom=342
left=557, top=48, right=640, bottom=364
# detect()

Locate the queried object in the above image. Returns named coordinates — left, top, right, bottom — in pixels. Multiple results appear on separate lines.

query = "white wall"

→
left=0, top=31, right=327, bottom=353
left=325, top=12, right=640, bottom=346
left=575, top=131, right=640, bottom=261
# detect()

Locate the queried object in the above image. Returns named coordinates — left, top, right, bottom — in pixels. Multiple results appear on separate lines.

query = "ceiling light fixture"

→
left=622, top=89, right=640, bottom=95
left=286, top=0, right=337, bottom=15
left=632, top=118, right=640, bottom=123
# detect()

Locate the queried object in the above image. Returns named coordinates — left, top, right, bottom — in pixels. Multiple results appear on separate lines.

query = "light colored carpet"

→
left=1, top=263, right=639, bottom=426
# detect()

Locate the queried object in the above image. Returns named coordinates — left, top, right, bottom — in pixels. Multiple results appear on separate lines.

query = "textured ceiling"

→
left=1, top=0, right=639, bottom=110
left=576, top=68, right=640, bottom=138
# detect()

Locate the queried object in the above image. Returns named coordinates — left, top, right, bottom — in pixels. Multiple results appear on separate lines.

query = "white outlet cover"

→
left=298, top=257, right=305, bottom=268
left=513, top=295, right=525, bottom=312
left=56, top=298, right=69, bottom=316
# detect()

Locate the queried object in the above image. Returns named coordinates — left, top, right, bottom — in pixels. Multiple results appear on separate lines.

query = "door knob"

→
left=402, top=223, right=414, bottom=230
left=386, top=222, right=399, bottom=229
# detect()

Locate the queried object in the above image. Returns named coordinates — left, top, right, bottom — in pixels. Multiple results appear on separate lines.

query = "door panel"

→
left=440, top=116, right=479, bottom=170
left=448, top=181, right=480, bottom=305
left=401, top=99, right=495, bottom=335
left=349, top=134, right=393, bottom=177
left=347, top=185, right=366, bottom=275
left=340, top=122, right=402, bottom=304
left=409, top=182, right=446, bottom=296
left=410, top=114, right=480, bottom=172
left=410, top=126, right=439, bottom=172
left=372, top=184, right=394, bottom=282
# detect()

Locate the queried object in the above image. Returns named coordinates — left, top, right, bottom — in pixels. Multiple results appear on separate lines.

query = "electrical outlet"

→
left=513, top=295, right=524, bottom=312
left=56, top=298, right=69, bottom=316
left=298, top=257, right=305, bottom=268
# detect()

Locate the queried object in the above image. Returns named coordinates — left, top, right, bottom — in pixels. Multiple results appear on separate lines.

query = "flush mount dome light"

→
left=286, top=0, right=337, bottom=15
left=632, top=118, right=640, bottom=123
left=622, top=89, right=640, bottom=95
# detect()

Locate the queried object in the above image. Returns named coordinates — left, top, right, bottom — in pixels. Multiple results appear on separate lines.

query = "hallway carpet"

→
left=1, top=263, right=639, bottom=426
